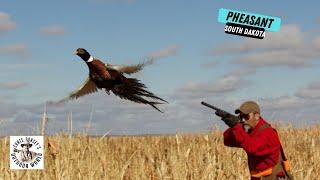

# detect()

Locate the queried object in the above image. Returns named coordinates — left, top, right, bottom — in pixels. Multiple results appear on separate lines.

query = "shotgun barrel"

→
left=201, top=101, right=234, bottom=118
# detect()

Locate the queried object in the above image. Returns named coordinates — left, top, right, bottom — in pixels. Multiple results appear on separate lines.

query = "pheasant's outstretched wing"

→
left=106, top=63, right=144, bottom=75
left=69, top=77, right=98, bottom=99
left=57, top=77, right=98, bottom=103
left=105, top=57, right=156, bottom=75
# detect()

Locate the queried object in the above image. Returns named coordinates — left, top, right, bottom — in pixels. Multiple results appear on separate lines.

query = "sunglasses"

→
left=238, top=113, right=250, bottom=121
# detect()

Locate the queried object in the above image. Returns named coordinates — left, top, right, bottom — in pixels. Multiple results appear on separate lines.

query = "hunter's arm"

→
left=223, top=125, right=241, bottom=147
left=231, top=123, right=280, bottom=156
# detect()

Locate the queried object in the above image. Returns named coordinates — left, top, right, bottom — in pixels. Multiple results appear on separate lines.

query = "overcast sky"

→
left=1, top=1, right=320, bottom=135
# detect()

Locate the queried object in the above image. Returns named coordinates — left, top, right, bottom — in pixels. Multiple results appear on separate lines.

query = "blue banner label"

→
left=218, top=8, right=281, bottom=32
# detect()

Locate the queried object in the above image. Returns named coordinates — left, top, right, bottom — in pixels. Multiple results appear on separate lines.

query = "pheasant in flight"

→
left=60, top=48, right=168, bottom=112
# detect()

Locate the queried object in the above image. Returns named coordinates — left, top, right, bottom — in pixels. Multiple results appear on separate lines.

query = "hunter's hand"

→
left=220, top=114, right=239, bottom=128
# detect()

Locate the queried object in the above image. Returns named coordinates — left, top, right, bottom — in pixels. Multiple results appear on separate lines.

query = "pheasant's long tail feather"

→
left=111, top=78, right=168, bottom=113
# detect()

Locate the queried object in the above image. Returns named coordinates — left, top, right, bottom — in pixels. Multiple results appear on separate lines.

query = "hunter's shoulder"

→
left=255, top=119, right=277, bottom=134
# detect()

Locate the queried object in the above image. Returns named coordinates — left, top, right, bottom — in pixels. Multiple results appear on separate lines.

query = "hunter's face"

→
left=243, top=112, right=260, bottom=128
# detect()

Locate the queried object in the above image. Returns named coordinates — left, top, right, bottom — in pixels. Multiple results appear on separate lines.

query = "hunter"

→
left=215, top=101, right=293, bottom=180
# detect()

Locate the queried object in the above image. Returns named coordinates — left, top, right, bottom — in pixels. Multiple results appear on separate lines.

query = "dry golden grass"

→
left=0, top=125, right=319, bottom=180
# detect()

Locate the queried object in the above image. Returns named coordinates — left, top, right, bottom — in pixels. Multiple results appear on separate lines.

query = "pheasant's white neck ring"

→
left=87, top=56, right=94, bottom=62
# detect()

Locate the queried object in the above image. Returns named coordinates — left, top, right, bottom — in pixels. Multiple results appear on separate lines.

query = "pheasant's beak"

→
left=73, top=51, right=78, bottom=55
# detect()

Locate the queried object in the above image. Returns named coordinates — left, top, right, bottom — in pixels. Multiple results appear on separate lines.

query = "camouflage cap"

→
left=235, top=101, right=260, bottom=114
